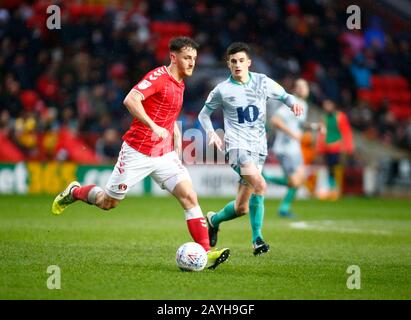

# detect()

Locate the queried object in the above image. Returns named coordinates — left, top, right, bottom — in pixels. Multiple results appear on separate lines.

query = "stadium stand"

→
left=0, top=0, right=410, bottom=164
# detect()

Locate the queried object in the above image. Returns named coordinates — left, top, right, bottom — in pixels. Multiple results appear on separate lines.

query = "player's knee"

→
left=288, top=176, right=299, bottom=188
left=297, top=176, right=304, bottom=187
left=289, top=171, right=304, bottom=187
left=181, top=189, right=198, bottom=207
left=188, top=190, right=198, bottom=207
left=235, top=203, right=249, bottom=216
left=254, top=179, right=267, bottom=194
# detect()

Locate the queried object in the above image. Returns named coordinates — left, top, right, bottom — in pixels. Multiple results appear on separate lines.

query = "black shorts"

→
left=325, top=153, right=340, bottom=168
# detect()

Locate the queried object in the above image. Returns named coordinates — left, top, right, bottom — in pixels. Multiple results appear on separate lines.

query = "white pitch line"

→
left=289, top=221, right=392, bottom=235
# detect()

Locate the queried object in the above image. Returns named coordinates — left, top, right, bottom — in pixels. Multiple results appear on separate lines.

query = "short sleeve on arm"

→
left=132, top=73, right=162, bottom=100
left=204, top=86, right=223, bottom=111
left=265, top=76, right=287, bottom=102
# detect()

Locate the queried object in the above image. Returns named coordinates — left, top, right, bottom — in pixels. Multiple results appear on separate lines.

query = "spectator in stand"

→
left=0, top=1, right=410, bottom=163
left=0, top=110, right=14, bottom=137
left=2, top=74, right=23, bottom=118
left=340, top=29, right=365, bottom=61
left=14, top=114, right=38, bottom=159
left=317, top=99, right=354, bottom=200
left=349, top=100, right=373, bottom=132
left=405, top=118, right=411, bottom=149
left=397, top=39, right=411, bottom=81
left=95, top=128, right=122, bottom=165
left=364, top=16, right=386, bottom=52
left=350, top=53, right=371, bottom=89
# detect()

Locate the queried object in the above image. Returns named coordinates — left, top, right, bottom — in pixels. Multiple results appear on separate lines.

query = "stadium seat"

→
left=357, top=89, right=371, bottom=101
left=150, top=21, right=193, bottom=62
left=396, top=77, right=409, bottom=89
left=56, top=128, right=100, bottom=164
left=364, top=75, right=410, bottom=112
left=389, top=104, right=411, bottom=120
left=371, top=76, right=385, bottom=89
left=0, top=132, right=25, bottom=162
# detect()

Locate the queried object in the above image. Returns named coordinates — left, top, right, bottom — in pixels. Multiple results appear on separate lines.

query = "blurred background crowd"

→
left=1, top=0, right=411, bottom=165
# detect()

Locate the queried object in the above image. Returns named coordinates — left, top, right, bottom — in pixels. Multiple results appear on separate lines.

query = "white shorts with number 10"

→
left=105, top=142, right=191, bottom=200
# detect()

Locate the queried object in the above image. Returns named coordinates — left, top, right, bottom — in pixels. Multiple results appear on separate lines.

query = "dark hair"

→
left=169, top=36, right=199, bottom=52
left=321, top=98, right=337, bottom=107
left=226, top=42, right=251, bottom=59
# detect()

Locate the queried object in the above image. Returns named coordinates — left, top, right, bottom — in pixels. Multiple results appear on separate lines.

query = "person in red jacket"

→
left=317, top=99, right=354, bottom=200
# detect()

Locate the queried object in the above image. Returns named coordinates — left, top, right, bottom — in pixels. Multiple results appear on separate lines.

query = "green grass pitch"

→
left=0, top=195, right=410, bottom=299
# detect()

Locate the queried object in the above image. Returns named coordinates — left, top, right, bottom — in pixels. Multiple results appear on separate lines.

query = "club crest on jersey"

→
left=118, top=183, right=128, bottom=191
left=138, top=80, right=152, bottom=90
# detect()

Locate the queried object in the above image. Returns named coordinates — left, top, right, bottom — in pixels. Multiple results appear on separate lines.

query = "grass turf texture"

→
left=0, top=195, right=410, bottom=299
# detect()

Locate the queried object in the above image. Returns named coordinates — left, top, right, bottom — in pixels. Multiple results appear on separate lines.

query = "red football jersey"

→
left=122, top=66, right=185, bottom=157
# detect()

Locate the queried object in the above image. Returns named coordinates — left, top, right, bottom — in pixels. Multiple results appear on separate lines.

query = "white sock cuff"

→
left=87, top=186, right=103, bottom=204
left=184, top=205, right=203, bottom=220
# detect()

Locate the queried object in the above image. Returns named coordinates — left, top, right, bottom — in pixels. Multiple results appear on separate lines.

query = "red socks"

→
left=186, top=217, right=210, bottom=252
left=72, top=185, right=96, bottom=202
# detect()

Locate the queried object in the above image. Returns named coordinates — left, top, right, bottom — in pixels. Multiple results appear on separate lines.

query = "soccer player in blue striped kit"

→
left=264, top=78, right=312, bottom=218
left=198, top=42, right=303, bottom=255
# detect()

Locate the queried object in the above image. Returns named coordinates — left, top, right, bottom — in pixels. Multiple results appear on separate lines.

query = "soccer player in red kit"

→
left=52, top=37, right=230, bottom=270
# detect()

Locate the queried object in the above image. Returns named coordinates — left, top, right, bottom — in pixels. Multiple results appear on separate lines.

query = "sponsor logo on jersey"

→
left=137, top=79, right=152, bottom=90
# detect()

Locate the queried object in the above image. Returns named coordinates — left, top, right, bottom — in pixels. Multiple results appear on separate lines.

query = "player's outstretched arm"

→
left=174, top=122, right=182, bottom=157
left=123, top=90, right=169, bottom=139
left=198, top=106, right=223, bottom=151
left=281, top=94, right=303, bottom=117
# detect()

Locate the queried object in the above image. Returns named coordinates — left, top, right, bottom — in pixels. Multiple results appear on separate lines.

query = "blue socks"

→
left=211, top=195, right=266, bottom=244
left=249, top=194, right=265, bottom=243
left=279, top=187, right=297, bottom=213
left=211, top=201, right=237, bottom=228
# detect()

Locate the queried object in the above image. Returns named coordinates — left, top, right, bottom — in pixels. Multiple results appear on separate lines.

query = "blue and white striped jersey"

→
left=204, top=72, right=294, bottom=155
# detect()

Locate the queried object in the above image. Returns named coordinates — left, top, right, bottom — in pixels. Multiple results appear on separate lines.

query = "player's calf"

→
left=72, top=185, right=119, bottom=211
left=235, top=203, right=249, bottom=216
left=95, top=192, right=120, bottom=210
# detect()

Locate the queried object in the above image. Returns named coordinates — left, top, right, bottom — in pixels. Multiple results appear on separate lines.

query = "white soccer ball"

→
left=176, top=242, right=208, bottom=272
